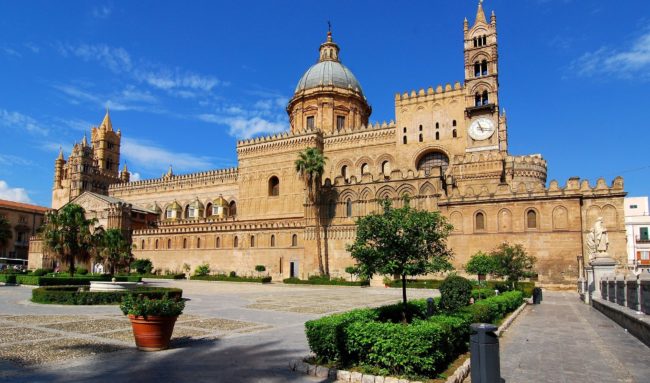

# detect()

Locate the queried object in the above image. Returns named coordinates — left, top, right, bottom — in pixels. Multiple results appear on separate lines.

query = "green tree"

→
left=99, top=229, right=133, bottom=275
left=295, top=147, right=327, bottom=275
left=40, top=203, right=98, bottom=277
left=464, top=251, right=496, bottom=282
left=347, top=199, right=454, bottom=322
left=0, top=216, right=12, bottom=253
left=345, top=266, right=357, bottom=282
left=490, top=242, right=537, bottom=289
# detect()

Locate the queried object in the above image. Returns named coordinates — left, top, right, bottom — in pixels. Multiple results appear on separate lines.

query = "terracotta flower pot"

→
left=128, top=314, right=178, bottom=351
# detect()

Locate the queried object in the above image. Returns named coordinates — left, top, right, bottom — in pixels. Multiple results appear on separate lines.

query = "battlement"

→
left=395, top=81, right=464, bottom=105
left=133, top=216, right=304, bottom=236
left=236, top=129, right=322, bottom=157
left=108, top=167, right=238, bottom=193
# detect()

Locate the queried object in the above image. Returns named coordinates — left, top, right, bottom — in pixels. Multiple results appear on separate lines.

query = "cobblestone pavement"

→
left=0, top=281, right=436, bottom=382
left=499, top=291, right=649, bottom=383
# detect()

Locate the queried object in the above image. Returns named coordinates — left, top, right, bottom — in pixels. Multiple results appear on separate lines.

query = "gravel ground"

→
left=0, top=328, right=59, bottom=344
left=43, top=319, right=130, bottom=334
left=179, top=318, right=258, bottom=331
left=0, top=338, right=128, bottom=366
left=0, top=315, right=89, bottom=325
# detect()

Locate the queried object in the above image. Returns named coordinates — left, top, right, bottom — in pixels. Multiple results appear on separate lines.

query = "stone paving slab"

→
left=498, top=291, right=649, bottom=383
left=0, top=337, right=128, bottom=366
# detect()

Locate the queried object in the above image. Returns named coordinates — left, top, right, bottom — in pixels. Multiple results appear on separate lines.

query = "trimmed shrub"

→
left=32, top=286, right=183, bottom=305
left=283, top=276, right=369, bottom=287
left=16, top=275, right=142, bottom=286
left=471, top=288, right=496, bottom=300
left=229, top=271, right=237, bottom=277
left=194, top=263, right=210, bottom=276
left=375, top=298, right=437, bottom=323
left=439, top=275, right=473, bottom=312
left=0, top=274, right=17, bottom=284
left=255, top=265, right=266, bottom=273
left=191, top=274, right=271, bottom=283
left=139, top=273, right=186, bottom=280
left=386, top=279, right=444, bottom=289
left=305, top=308, right=378, bottom=362
left=32, top=268, right=51, bottom=277
left=76, top=267, right=88, bottom=275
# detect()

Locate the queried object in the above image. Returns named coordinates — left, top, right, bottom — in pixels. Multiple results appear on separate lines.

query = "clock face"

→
left=468, top=117, right=496, bottom=141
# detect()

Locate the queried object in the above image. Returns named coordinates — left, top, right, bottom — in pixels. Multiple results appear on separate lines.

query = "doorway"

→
left=289, top=261, right=298, bottom=278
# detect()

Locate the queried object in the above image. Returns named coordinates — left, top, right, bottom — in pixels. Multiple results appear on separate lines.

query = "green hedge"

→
left=0, top=274, right=17, bottom=284
left=138, top=273, right=186, bottom=280
left=386, top=279, right=443, bottom=289
left=305, top=291, right=523, bottom=379
left=191, top=275, right=272, bottom=283
left=31, top=286, right=182, bottom=305
left=387, top=279, right=535, bottom=297
left=16, top=275, right=142, bottom=286
left=471, top=288, right=497, bottom=300
left=283, top=277, right=370, bottom=287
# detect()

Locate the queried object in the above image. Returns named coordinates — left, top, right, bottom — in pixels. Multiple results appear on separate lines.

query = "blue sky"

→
left=0, top=0, right=648, bottom=207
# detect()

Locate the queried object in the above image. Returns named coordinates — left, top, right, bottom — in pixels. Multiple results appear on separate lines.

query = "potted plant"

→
left=120, top=293, right=185, bottom=351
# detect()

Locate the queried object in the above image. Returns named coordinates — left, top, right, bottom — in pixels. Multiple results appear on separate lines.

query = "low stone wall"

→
left=599, top=273, right=650, bottom=314
left=591, top=297, right=650, bottom=348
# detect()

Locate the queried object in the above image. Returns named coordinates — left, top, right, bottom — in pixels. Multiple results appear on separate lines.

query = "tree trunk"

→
left=314, top=203, right=325, bottom=276
left=68, top=254, right=75, bottom=278
left=401, top=274, right=408, bottom=323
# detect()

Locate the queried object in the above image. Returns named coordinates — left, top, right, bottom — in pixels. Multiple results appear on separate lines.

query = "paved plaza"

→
left=1, top=283, right=648, bottom=383
left=0, top=280, right=435, bottom=382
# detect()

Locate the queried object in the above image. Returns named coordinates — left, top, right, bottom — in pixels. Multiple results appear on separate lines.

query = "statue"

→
left=586, top=217, right=609, bottom=260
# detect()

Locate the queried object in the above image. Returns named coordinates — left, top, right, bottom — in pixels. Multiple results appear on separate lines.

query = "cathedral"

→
left=41, top=3, right=626, bottom=286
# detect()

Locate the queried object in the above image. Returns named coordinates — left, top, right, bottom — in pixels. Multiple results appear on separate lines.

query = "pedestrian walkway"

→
left=499, top=291, right=649, bottom=383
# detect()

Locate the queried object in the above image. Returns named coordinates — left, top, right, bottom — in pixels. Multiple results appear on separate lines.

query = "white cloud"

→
left=57, top=43, right=132, bottom=73
left=54, top=84, right=159, bottom=112
left=130, top=172, right=141, bottom=181
left=0, top=180, right=32, bottom=204
left=0, top=154, right=33, bottom=167
left=24, top=42, right=40, bottom=53
left=121, top=137, right=215, bottom=173
left=572, top=30, right=650, bottom=80
left=0, top=109, right=48, bottom=135
left=135, top=69, right=221, bottom=92
left=1, top=46, right=22, bottom=58
left=92, top=5, right=112, bottom=19
left=225, top=117, right=286, bottom=139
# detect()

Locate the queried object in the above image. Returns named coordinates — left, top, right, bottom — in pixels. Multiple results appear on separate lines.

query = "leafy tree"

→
left=132, top=258, right=154, bottom=275
left=295, top=147, right=327, bottom=275
left=347, top=199, right=454, bottom=322
left=99, top=228, right=133, bottom=275
left=0, top=216, right=12, bottom=252
left=490, top=242, right=537, bottom=289
left=195, top=263, right=210, bottom=276
left=465, top=251, right=497, bottom=282
left=439, top=274, right=473, bottom=312
left=40, top=203, right=98, bottom=278
left=345, top=266, right=357, bottom=282
left=255, top=265, right=266, bottom=276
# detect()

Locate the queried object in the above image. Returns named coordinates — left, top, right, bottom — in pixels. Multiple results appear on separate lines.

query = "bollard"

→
left=470, top=323, right=501, bottom=383
left=426, top=297, right=435, bottom=317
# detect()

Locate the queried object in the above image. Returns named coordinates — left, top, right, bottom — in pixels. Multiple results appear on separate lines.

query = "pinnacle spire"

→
left=319, top=25, right=340, bottom=63
left=122, top=162, right=128, bottom=172
left=57, top=147, right=64, bottom=160
left=100, top=107, right=113, bottom=131
left=81, top=134, right=88, bottom=147
left=474, top=0, right=487, bottom=25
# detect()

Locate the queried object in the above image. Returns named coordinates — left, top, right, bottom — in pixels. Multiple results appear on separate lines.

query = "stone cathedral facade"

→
left=46, top=4, right=626, bottom=286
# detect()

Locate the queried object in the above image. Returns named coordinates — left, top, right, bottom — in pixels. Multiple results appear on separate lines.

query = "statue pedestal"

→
left=587, top=255, right=617, bottom=301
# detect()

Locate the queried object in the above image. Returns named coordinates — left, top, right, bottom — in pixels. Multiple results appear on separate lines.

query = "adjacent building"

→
left=624, top=196, right=650, bottom=271
left=37, top=3, right=627, bottom=286
left=0, top=199, right=49, bottom=268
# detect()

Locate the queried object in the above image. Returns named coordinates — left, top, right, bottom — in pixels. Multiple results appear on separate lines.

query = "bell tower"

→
left=463, top=1, right=505, bottom=153
left=91, top=109, right=121, bottom=178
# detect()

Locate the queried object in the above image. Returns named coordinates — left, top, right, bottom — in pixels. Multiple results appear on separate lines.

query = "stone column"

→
left=588, top=255, right=617, bottom=301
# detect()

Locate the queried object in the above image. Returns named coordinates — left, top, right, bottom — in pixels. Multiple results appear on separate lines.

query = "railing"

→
left=599, top=273, right=650, bottom=314
left=635, top=235, right=650, bottom=244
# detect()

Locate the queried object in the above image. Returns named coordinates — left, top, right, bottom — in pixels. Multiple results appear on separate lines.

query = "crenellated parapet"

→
left=323, top=122, right=395, bottom=150
left=133, top=217, right=304, bottom=236
left=505, top=154, right=547, bottom=185
left=109, top=167, right=238, bottom=194
left=236, top=129, right=322, bottom=158
left=394, top=82, right=464, bottom=106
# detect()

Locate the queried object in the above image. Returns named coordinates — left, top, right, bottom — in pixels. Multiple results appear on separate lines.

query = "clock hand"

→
left=477, top=121, right=484, bottom=132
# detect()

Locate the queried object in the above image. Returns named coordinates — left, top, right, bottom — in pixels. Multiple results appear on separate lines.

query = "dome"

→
left=295, top=61, right=364, bottom=96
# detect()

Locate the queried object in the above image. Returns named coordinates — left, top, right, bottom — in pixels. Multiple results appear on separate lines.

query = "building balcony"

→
left=635, top=236, right=650, bottom=244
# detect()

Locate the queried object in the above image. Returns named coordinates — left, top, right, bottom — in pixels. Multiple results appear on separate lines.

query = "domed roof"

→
left=294, top=31, right=364, bottom=96
left=295, top=61, right=363, bottom=95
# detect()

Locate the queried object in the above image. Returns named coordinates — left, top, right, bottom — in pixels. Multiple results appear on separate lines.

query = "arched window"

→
left=481, top=60, right=488, bottom=76
left=473, top=37, right=477, bottom=47
left=475, top=93, right=481, bottom=107
left=270, top=234, right=275, bottom=247
left=346, top=198, right=352, bottom=218
left=482, top=90, right=489, bottom=105
left=381, top=161, right=390, bottom=174
left=361, top=163, right=369, bottom=175
left=419, top=124, right=423, bottom=131
left=229, top=201, right=237, bottom=216
left=527, top=210, right=538, bottom=229
left=419, top=133, right=423, bottom=142
left=482, top=35, right=487, bottom=45
left=417, top=151, right=449, bottom=175
left=453, top=120, right=457, bottom=127
left=183, top=238, right=187, bottom=249
left=292, top=234, right=298, bottom=247
left=403, top=127, right=407, bottom=133
left=403, top=136, right=407, bottom=144
left=197, top=237, right=201, bottom=249
left=155, top=239, right=159, bottom=249
left=234, top=236, right=239, bottom=248
left=268, top=176, right=279, bottom=196
left=435, top=132, right=440, bottom=140
left=141, top=240, right=145, bottom=250
left=452, top=129, right=457, bottom=138
left=206, top=203, right=213, bottom=217
left=167, top=239, right=172, bottom=249
left=341, top=165, right=348, bottom=180
left=475, top=212, right=486, bottom=231
left=435, top=122, right=439, bottom=129
left=185, top=204, right=192, bottom=219
left=250, top=235, right=255, bottom=247
left=474, top=62, right=481, bottom=77
left=216, top=236, right=220, bottom=248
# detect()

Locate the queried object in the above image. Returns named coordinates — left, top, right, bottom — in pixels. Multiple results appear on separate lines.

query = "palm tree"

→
left=0, top=216, right=12, bottom=255
left=295, top=147, right=327, bottom=275
left=100, top=228, right=133, bottom=275
left=40, top=203, right=98, bottom=277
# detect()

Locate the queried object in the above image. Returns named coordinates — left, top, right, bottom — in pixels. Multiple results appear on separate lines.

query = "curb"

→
left=290, top=300, right=530, bottom=383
